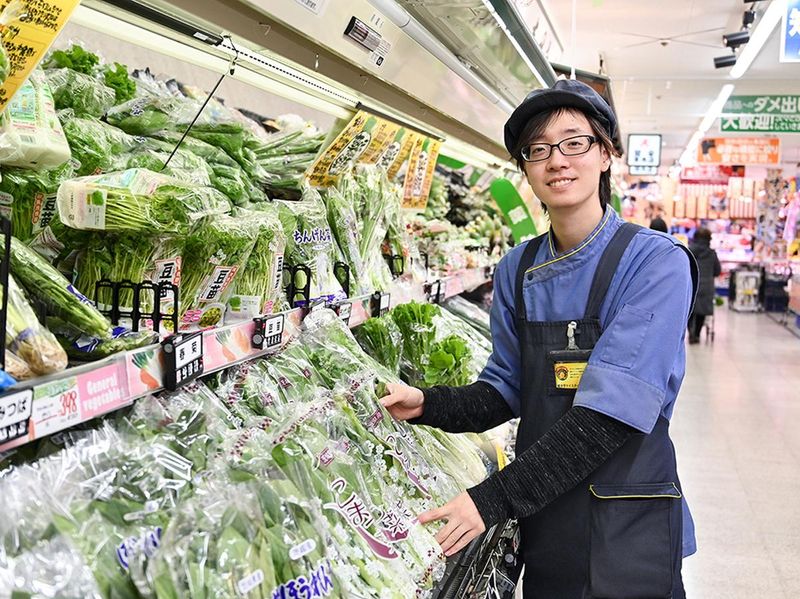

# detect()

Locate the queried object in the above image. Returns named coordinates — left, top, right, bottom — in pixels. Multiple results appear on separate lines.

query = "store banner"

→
left=490, top=178, right=538, bottom=244
left=721, top=114, right=800, bottom=133
left=680, top=165, right=743, bottom=183
left=781, top=0, right=800, bottom=62
left=307, top=109, right=409, bottom=187
left=697, top=137, right=781, bottom=165
left=402, top=136, right=441, bottom=210
left=723, top=95, right=800, bottom=115
left=0, top=0, right=81, bottom=110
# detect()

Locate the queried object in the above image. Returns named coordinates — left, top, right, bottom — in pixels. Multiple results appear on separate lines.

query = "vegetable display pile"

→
left=0, top=309, right=491, bottom=598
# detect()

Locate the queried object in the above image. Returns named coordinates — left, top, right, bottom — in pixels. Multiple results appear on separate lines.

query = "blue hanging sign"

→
left=781, top=0, right=800, bottom=63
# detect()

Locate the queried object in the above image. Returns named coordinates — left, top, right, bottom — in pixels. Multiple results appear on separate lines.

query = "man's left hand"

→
left=418, top=492, right=486, bottom=557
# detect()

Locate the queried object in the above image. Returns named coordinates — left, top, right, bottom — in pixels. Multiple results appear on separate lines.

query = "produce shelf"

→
left=0, top=268, right=491, bottom=452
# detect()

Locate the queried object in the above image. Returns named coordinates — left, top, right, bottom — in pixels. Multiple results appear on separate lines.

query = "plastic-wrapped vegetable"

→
left=354, top=315, right=403, bottom=376
left=42, top=43, right=100, bottom=75
left=102, top=62, right=137, bottom=104
left=57, top=169, right=231, bottom=234
left=277, top=185, right=345, bottom=306
left=323, top=182, right=366, bottom=294
left=0, top=70, right=72, bottom=170
left=227, top=206, right=286, bottom=319
left=390, top=301, right=440, bottom=386
left=0, top=160, right=75, bottom=241
left=6, top=235, right=113, bottom=339
left=4, top=274, right=67, bottom=375
left=106, top=95, right=190, bottom=136
left=442, top=295, right=491, bottom=339
left=179, top=214, right=258, bottom=330
left=121, top=144, right=213, bottom=187
left=45, top=68, right=116, bottom=117
left=47, top=315, right=158, bottom=361
left=4, top=350, right=33, bottom=380
left=60, top=113, right=147, bottom=176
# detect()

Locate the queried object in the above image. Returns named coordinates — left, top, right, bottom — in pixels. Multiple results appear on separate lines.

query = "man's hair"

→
left=511, top=107, right=618, bottom=211
left=694, top=227, right=712, bottom=243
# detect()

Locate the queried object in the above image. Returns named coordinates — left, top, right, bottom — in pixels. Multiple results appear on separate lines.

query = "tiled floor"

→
left=673, top=308, right=800, bottom=598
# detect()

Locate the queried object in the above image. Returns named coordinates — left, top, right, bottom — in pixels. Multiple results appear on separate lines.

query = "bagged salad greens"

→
left=227, top=206, right=286, bottom=319
left=0, top=70, right=72, bottom=170
left=45, top=68, right=116, bottom=118
left=442, top=295, right=491, bottom=339
left=106, top=95, right=191, bottom=136
left=0, top=160, right=76, bottom=241
left=56, top=168, right=231, bottom=234
left=6, top=235, right=113, bottom=339
left=277, top=184, right=345, bottom=306
left=4, top=274, right=67, bottom=375
left=60, top=113, right=148, bottom=176
left=353, top=315, right=403, bottom=376
left=178, top=214, right=258, bottom=330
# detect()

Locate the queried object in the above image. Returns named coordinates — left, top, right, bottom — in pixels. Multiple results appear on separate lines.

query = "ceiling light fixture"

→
left=730, top=0, right=786, bottom=79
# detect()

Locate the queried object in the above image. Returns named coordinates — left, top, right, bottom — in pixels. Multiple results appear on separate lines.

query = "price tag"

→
left=253, top=314, right=285, bottom=351
left=428, top=280, right=446, bottom=304
left=161, top=332, right=204, bottom=391
left=0, top=389, right=33, bottom=442
left=335, top=301, right=352, bottom=325
left=371, top=292, right=391, bottom=317
left=31, top=377, right=80, bottom=438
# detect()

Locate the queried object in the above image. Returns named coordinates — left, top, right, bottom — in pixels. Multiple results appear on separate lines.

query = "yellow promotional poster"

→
left=386, top=129, right=418, bottom=181
left=0, top=0, right=81, bottom=110
left=306, top=109, right=371, bottom=187
left=554, top=361, right=587, bottom=390
left=402, top=136, right=441, bottom=210
left=359, top=117, right=401, bottom=165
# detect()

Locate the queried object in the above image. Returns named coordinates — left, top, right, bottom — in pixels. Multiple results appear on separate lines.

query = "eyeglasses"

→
left=521, top=134, right=598, bottom=162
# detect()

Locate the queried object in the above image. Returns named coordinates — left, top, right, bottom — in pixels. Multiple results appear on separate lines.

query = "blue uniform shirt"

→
left=479, top=206, right=697, bottom=557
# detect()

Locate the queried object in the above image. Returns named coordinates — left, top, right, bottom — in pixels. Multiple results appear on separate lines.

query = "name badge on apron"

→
left=549, top=321, right=591, bottom=390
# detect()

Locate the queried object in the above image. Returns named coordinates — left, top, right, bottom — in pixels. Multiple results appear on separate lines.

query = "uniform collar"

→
left=526, top=206, right=623, bottom=284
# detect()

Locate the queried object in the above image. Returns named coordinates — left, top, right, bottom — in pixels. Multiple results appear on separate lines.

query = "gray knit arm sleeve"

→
left=409, top=381, right=514, bottom=433
left=466, top=406, right=635, bottom=527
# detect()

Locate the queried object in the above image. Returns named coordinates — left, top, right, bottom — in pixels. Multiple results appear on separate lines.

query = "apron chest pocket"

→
left=587, top=482, right=682, bottom=599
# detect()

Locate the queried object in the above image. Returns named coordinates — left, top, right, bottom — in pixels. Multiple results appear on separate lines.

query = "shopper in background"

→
left=381, top=79, right=699, bottom=598
left=650, top=215, right=669, bottom=233
left=687, top=227, right=721, bottom=344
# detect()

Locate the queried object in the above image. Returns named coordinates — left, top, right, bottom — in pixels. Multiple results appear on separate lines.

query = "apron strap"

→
left=584, top=222, right=642, bottom=320
left=514, top=233, right=548, bottom=320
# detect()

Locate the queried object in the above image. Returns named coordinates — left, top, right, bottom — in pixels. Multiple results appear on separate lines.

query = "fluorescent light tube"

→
left=730, top=0, right=786, bottom=79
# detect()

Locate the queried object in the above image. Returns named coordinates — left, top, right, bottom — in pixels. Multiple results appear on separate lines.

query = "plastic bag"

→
left=59, top=112, right=147, bottom=176
left=4, top=274, right=67, bottom=375
left=45, top=68, right=116, bottom=117
left=353, top=315, right=403, bottom=376
left=277, top=184, right=345, bottom=306
left=0, top=70, right=72, bottom=170
left=226, top=206, right=287, bottom=320
left=178, top=213, right=258, bottom=331
left=56, top=168, right=231, bottom=234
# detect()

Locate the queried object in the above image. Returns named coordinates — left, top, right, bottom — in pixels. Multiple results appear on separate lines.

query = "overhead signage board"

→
left=697, top=137, right=781, bottom=165
left=680, top=165, right=743, bottom=184
left=626, top=134, right=662, bottom=167
left=723, top=95, right=800, bottom=115
left=781, top=0, right=800, bottom=62
left=629, top=165, right=658, bottom=176
left=721, top=114, right=800, bottom=133
left=490, top=178, right=538, bottom=244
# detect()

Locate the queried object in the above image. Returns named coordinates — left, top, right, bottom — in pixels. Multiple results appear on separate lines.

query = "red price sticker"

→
left=58, top=389, right=78, bottom=418
left=31, top=377, right=81, bottom=438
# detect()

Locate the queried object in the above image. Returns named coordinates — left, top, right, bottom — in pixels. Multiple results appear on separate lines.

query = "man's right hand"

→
left=380, top=383, right=425, bottom=421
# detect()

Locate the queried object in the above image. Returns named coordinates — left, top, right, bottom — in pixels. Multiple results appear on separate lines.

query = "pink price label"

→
left=79, top=362, right=128, bottom=420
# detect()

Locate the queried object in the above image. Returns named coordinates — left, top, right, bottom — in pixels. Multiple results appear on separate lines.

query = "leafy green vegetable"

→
left=423, top=335, right=472, bottom=387
left=42, top=44, right=100, bottom=75
left=102, top=62, right=136, bottom=104
left=353, top=316, right=403, bottom=376
left=60, top=114, right=146, bottom=176
left=106, top=96, right=188, bottom=136
left=6, top=235, right=113, bottom=339
left=389, top=301, right=440, bottom=386
left=45, top=68, right=115, bottom=117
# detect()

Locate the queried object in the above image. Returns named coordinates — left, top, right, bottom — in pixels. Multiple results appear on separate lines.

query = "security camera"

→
left=743, top=10, right=756, bottom=27
left=723, top=30, right=750, bottom=47
left=714, top=54, right=737, bottom=68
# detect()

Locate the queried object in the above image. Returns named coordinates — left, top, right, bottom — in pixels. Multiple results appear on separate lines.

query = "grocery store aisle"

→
left=673, top=309, right=800, bottom=598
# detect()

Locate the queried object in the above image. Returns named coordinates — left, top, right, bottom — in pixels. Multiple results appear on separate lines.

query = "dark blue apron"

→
left=514, top=223, right=686, bottom=599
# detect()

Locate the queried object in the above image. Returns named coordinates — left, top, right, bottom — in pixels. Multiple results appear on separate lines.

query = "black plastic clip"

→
left=384, top=254, right=405, bottom=278
left=284, top=264, right=312, bottom=308
left=161, top=331, right=204, bottom=391
left=371, top=291, right=391, bottom=317
left=334, top=261, right=350, bottom=297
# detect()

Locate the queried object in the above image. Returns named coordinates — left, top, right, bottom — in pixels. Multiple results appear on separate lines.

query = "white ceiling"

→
left=541, top=0, right=800, bottom=174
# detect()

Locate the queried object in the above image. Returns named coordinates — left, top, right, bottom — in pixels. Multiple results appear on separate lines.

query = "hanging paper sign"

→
left=402, top=137, right=441, bottom=209
left=0, top=0, right=81, bottom=110
left=697, top=137, right=781, bottom=165
left=386, top=130, right=419, bottom=181
left=359, top=118, right=401, bottom=164
left=626, top=134, right=662, bottom=167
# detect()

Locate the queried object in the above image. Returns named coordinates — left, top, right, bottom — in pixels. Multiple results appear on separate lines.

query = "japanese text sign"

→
left=724, top=95, right=800, bottom=115
left=781, top=0, right=800, bottom=62
left=0, top=0, right=81, bottom=110
left=697, top=137, right=781, bottom=165
left=402, top=136, right=441, bottom=209
left=721, top=114, right=800, bottom=133
left=626, top=134, right=662, bottom=167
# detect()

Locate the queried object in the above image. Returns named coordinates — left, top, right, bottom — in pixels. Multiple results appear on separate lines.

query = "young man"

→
left=381, top=79, right=698, bottom=598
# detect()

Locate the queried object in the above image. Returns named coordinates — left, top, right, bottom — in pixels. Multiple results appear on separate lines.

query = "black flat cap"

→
left=504, top=79, right=618, bottom=157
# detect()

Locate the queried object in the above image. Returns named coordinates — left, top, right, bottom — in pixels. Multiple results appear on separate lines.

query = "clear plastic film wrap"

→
left=353, top=315, right=403, bottom=377
left=441, top=295, right=491, bottom=340
left=45, top=68, right=116, bottom=118
left=56, top=168, right=232, bottom=234
left=277, top=184, right=346, bottom=306
left=0, top=70, right=72, bottom=170
left=4, top=273, right=67, bottom=375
